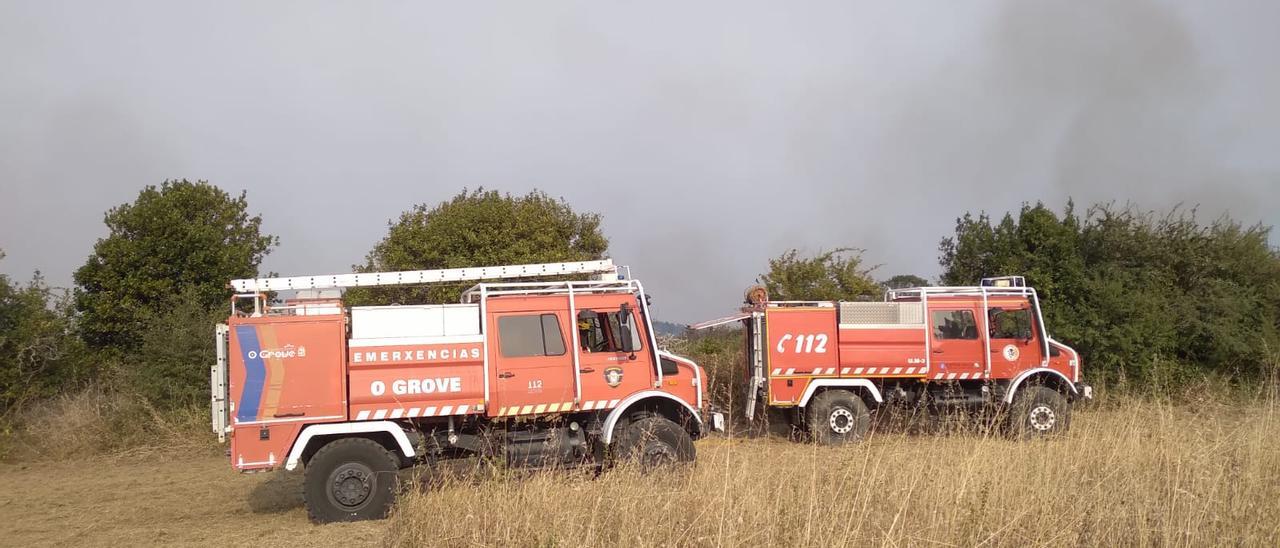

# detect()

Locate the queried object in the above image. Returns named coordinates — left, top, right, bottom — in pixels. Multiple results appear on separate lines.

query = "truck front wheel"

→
left=808, top=390, right=871, bottom=445
left=614, top=416, right=695, bottom=470
left=304, top=437, right=401, bottom=523
left=1009, top=385, right=1071, bottom=438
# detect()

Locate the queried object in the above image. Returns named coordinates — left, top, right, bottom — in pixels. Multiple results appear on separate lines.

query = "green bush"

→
left=0, top=261, right=91, bottom=418
left=126, top=288, right=224, bottom=409
left=666, top=326, right=747, bottom=423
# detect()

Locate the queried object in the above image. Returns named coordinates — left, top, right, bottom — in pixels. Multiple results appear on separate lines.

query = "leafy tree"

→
left=73, top=180, right=277, bottom=351
left=1, top=252, right=89, bottom=416
left=347, top=188, right=609, bottom=305
left=939, top=201, right=1280, bottom=387
left=757, top=248, right=880, bottom=302
left=881, top=274, right=929, bottom=290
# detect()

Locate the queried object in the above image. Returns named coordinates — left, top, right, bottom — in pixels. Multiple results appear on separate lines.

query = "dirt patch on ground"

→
left=0, top=449, right=385, bottom=547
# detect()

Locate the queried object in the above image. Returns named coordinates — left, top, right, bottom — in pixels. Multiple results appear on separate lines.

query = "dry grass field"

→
left=386, top=400, right=1280, bottom=547
left=0, top=448, right=384, bottom=547
left=2, top=398, right=1278, bottom=547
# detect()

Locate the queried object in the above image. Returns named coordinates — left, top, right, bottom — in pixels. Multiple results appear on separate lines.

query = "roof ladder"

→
left=229, top=259, right=617, bottom=292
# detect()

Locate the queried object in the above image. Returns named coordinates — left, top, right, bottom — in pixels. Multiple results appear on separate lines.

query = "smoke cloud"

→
left=1, top=1, right=1275, bottom=323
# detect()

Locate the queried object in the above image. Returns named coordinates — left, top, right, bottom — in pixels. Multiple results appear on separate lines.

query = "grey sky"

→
left=2, top=1, right=1277, bottom=323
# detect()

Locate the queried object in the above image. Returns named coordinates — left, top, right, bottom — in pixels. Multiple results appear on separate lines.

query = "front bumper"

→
left=710, top=411, right=726, bottom=432
left=1078, top=383, right=1094, bottom=400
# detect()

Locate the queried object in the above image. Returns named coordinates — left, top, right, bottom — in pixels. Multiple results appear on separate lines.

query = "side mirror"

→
left=618, top=303, right=638, bottom=355
left=618, top=325, right=636, bottom=353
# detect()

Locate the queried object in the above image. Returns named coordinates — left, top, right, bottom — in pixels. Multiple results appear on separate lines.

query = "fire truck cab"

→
left=211, top=260, right=721, bottom=523
left=700, top=276, right=1090, bottom=444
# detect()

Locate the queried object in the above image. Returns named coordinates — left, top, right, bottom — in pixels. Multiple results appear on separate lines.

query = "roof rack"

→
left=886, top=285, right=1037, bottom=301
left=460, top=279, right=640, bottom=302
left=229, top=260, right=618, bottom=292
left=885, top=275, right=1036, bottom=301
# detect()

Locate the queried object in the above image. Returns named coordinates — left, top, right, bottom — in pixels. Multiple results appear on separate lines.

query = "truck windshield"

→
left=578, top=310, right=643, bottom=353
left=989, top=308, right=1032, bottom=339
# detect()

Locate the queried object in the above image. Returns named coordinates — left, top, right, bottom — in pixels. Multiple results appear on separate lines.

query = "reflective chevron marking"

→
left=353, top=404, right=478, bottom=420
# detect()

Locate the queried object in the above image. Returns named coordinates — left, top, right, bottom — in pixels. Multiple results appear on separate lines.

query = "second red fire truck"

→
left=696, top=276, right=1091, bottom=444
left=211, top=260, right=722, bottom=522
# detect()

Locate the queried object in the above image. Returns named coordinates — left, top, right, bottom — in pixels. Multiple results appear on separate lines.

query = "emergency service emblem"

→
left=603, top=367, right=624, bottom=388
left=1002, top=344, right=1020, bottom=362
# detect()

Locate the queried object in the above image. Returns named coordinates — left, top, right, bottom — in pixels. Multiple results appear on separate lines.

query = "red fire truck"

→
left=211, top=260, right=722, bottom=522
left=696, top=276, right=1090, bottom=444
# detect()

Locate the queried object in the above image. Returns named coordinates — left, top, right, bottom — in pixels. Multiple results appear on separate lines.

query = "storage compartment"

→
left=351, top=304, right=481, bottom=340
left=839, top=302, right=923, bottom=327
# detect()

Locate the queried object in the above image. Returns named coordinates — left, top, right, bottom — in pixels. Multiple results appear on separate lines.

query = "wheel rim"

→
left=639, top=440, right=677, bottom=468
left=829, top=408, right=855, bottom=435
left=329, top=462, right=375, bottom=509
left=1028, top=405, right=1057, bottom=432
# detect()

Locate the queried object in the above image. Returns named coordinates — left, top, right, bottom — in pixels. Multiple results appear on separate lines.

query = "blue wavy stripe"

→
left=236, top=326, right=265, bottom=422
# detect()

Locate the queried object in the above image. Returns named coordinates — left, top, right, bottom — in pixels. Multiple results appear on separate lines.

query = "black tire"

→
left=614, top=416, right=695, bottom=470
left=1008, top=385, right=1071, bottom=439
left=764, top=407, right=802, bottom=440
left=304, top=437, right=401, bottom=523
left=807, top=390, right=871, bottom=445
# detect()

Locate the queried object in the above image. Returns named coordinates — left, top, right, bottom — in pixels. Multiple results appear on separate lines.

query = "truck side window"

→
left=577, top=310, right=644, bottom=353
left=989, top=308, right=1032, bottom=339
left=577, top=312, right=608, bottom=352
left=498, top=314, right=567, bottom=357
left=932, top=310, right=978, bottom=340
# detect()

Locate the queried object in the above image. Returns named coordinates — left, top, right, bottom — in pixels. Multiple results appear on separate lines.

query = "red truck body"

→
left=212, top=261, right=720, bottom=522
left=699, top=276, right=1089, bottom=443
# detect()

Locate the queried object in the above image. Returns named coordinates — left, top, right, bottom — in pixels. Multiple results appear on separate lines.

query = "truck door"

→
left=488, top=309, right=577, bottom=416
left=927, top=306, right=986, bottom=381
left=573, top=300, right=653, bottom=410
left=986, top=301, right=1042, bottom=379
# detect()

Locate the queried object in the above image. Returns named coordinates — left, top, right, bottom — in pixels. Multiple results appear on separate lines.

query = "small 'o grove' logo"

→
left=247, top=345, right=305, bottom=360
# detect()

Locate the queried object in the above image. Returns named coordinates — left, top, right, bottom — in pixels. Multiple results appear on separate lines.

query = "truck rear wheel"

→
left=808, top=390, right=871, bottom=445
left=304, top=437, right=401, bottom=523
left=614, top=416, right=695, bottom=470
left=1009, top=385, right=1071, bottom=438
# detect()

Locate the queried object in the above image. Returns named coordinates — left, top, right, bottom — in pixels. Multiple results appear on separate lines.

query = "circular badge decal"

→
left=604, top=367, right=624, bottom=388
left=1002, top=344, right=1020, bottom=362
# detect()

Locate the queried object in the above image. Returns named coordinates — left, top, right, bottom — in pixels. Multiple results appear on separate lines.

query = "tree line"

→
left=2, top=181, right=1276, bottom=416
left=0, top=183, right=607, bottom=416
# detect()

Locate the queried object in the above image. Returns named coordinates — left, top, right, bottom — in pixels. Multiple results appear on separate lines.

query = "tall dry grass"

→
left=387, top=400, right=1280, bottom=547
left=0, top=386, right=213, bottom=461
